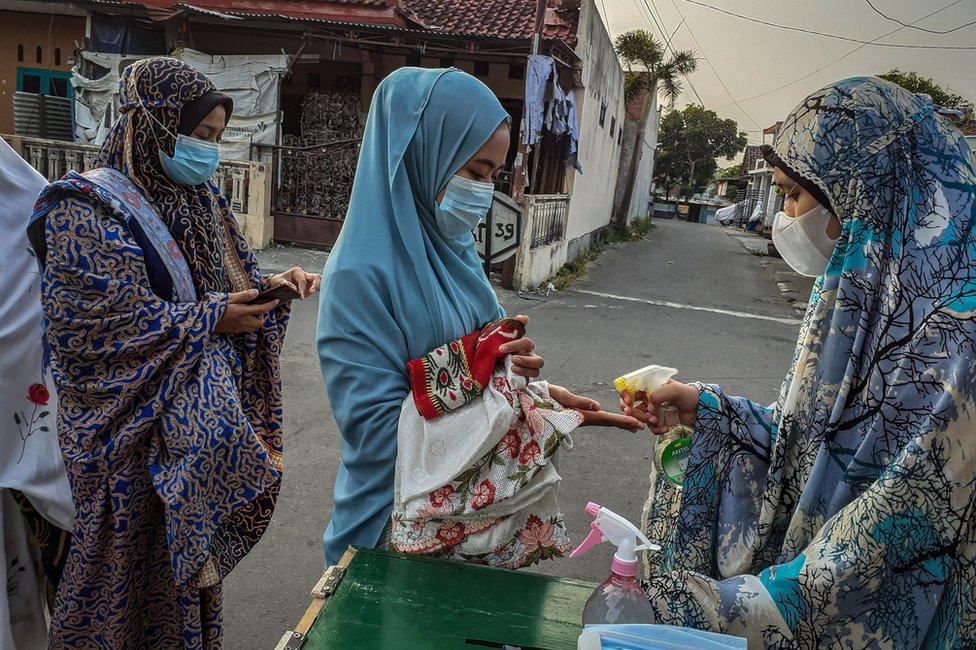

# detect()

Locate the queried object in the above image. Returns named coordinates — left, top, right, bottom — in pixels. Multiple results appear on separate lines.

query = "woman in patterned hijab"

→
left=624, top=77, right=975, bottom=647
left=33, top=57, right=319, bottom=648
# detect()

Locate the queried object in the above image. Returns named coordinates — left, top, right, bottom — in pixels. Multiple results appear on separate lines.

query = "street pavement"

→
left=225, top=218, right=808, bottom=648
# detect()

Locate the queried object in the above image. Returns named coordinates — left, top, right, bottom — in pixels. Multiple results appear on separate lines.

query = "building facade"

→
left=0, top=2, right=85, bottom=135
left=2, top=0, right=625, bottom=291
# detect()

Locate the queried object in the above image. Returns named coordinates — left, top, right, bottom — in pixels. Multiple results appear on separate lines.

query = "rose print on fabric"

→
left=13, top=383, right=51, bottom=463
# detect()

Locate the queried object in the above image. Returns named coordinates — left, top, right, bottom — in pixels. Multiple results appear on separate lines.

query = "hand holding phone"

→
left=247, top=283, right=301, bottom=305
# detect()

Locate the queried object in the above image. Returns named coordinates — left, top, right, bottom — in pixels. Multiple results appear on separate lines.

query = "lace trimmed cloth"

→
left=393, top=319, right=582, bottom=569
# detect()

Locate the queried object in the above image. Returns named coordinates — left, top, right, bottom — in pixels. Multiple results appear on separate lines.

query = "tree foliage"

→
left=614, top=29, right=698, bottom=107
left=715, top=164, right=742, bottom=180
left=878, top=69, right=970, bottom=110
left=654, top=105, right=747, bottom=199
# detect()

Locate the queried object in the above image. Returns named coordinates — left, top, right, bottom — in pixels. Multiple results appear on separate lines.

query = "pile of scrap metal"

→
left=277, top=91, right=361, bottom=221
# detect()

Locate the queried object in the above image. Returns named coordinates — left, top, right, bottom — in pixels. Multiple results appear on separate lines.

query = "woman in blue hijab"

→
left=623, top=77, right=976, bottom=647
left=316, top=68, right=549, bottom=564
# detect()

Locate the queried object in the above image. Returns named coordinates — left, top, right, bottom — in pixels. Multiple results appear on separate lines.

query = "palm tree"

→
left=614, top=29, right=698, bottom=106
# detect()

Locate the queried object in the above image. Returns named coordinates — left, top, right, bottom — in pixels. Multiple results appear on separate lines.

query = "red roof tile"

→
left=402, top=0, right=579, bottom=41
left=103, top=0, right=581, bottom=41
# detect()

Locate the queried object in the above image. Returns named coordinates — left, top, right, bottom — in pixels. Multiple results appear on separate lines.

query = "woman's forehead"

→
left=772, top=167, right=792, bottom=185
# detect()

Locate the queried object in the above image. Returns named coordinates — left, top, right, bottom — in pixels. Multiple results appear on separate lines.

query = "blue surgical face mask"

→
left=145, top=108, right=220, bottom=186
left=158, top=134, right=220, bottom=186
left=579, top=625, right=747, bottom=650
left=435, top=174, right=494, bottom=239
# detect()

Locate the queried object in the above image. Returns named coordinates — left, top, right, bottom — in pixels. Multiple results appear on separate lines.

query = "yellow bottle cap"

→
left=613, top=377, right=629, bottom=394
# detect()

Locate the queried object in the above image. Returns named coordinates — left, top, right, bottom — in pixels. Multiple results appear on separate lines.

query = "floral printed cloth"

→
left=640, top=77, right=976, bottom=649
left=0, top=136, right=72, bottom=650
left=393, top=322, right=582, bottom=569
left=408, top=319, right=525, bottom=419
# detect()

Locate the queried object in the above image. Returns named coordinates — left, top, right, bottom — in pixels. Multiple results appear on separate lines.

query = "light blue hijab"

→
left=317, top=68, right=508, bottom=564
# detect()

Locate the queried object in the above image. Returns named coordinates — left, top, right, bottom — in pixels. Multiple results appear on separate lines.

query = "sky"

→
left=596, top=0, right=976, bottom=146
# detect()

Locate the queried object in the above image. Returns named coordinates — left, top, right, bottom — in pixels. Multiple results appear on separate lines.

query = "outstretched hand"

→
left=549, top=385, right=645, bottom=432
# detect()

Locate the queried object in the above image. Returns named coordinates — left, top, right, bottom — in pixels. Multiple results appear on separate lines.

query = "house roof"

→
left=91, top=0, right=581, bottom=42
left=405, top=0, right=578, bottom=41
left=105, top=0, right=416, bottom=28
left=959, top=122, right=976, bottom=137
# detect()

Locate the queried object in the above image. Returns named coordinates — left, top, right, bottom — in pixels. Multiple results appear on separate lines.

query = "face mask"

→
left=144, top=108, right=220, bottom=186
left=158, top=134, right=220, bottom=186
left=579, top=625, right=747, bottom=650
left=435, top=174, right=494, bottom=239
left=772, top=205, right=839, bottom=277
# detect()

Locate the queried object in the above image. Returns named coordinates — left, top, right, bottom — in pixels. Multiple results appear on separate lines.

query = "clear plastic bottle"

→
left=571, top=503, right=659, bottom=626
left=614, top=365, right=693, bottom=488
left=654, top=404, right=694, bottom=487
left=581, top=561, right=656, bottom=625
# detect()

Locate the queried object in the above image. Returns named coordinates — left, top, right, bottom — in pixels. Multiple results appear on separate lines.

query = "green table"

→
left=279, top=548, right=596, bottom=649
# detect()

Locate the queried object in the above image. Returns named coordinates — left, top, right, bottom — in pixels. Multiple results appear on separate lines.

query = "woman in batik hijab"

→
left=30, top=57, right=319, bottom=648
left=622, top=77, right=976, bottom=647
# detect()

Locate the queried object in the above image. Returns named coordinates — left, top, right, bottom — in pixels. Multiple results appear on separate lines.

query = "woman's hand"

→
left=620, top=381, right=700, bottom=435
left=550, top=385, right=645, bottom=432
left=215, top=289, right=279, bottom=334
left=269, top=266, right=322, bottom=299
left=499, top=314, right=544, bottom=379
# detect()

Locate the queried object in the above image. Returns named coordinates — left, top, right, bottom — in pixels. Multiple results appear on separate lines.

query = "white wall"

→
left=625, top=91, right=661, bottom=223
left=565, top=0, right=625, bottom=247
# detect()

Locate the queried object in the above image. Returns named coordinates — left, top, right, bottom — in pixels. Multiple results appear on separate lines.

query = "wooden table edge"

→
left=275, top=547, right=357, bottom=650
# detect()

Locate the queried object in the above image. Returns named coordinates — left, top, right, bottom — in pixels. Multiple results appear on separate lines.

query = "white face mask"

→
left=772, top=205, right=839, bottom=277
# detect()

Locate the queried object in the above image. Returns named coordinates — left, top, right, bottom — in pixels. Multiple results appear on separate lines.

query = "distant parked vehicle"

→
left=715, top=204, right=736, bottom=226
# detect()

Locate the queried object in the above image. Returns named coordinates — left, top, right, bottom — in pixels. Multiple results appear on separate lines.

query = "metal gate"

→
left=271, top=137, right=361, bottom=248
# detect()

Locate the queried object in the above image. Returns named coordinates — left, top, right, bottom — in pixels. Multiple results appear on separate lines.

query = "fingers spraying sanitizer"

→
left=615, top=365, right=694, bottom=488
left=571, top=503, right=659, bottom=625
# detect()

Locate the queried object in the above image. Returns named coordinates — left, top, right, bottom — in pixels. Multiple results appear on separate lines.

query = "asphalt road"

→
left=224, top=218, right=806, bottom=648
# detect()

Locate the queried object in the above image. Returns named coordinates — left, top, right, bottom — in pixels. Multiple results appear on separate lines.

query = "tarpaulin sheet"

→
left=72, top=48, right=288, bottom=160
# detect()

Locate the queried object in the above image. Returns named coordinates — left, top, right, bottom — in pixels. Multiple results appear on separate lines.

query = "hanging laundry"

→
left=523, top=54, right=556, bottom=147
left=566, top=88, right=583, bottom=173
left=522, top=54, right=583, bottom=174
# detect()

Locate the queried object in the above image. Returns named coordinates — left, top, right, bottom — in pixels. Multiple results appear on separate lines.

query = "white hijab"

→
left=0, top=138, right=72, bottom=529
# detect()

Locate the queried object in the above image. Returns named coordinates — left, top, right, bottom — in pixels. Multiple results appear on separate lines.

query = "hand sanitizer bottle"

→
left=570, top=503, right=659, bottom=626
left=614, top=365, right=693, bottom=487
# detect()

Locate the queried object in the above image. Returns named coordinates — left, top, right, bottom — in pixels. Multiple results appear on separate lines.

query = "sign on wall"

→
left=476, top=191, right=522, bottom=267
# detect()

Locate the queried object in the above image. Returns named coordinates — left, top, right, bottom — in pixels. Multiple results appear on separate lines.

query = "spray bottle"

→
left=614, top=365, right=693, bottom=487
left=570, top=503, right=659, bottom=625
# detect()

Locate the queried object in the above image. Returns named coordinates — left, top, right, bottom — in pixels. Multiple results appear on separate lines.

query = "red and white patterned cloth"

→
left=394, top=320, right=582, bottom=569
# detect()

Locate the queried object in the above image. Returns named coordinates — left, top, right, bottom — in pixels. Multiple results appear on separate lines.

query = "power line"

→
left=681, top=0, right=976, bottom=50
left=863, top=0, right=976, bottom=35
left=718, top=0, right=967, bottom=108
left=667, top=0, right=764, bottom=130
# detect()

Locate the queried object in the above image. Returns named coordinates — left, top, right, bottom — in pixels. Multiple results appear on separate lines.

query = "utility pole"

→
left=511, top=0, right=548, bottom=205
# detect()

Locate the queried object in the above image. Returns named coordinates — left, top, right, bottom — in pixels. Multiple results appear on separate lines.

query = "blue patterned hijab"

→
left=641, top=77, right=976, bottom=647
left=765, top=77, right=976, bottom=539
left=96, top=57, right=229, bottom=294
left=317, top=68, right=508, bottom=563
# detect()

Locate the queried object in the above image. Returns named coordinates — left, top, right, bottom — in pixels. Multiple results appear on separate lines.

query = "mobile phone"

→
left=248, top=284, right=301, bottom=305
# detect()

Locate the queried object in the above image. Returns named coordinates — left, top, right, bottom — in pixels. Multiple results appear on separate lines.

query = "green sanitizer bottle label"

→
left=660, top=437, right=692, bottom=485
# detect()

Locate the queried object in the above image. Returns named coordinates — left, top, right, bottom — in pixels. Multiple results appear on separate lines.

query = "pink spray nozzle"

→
left=570, top=503, right=606, bottom=558
left=570, top=502, right=659, bottom=563
left=570, top=522, right=604, bottom=558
